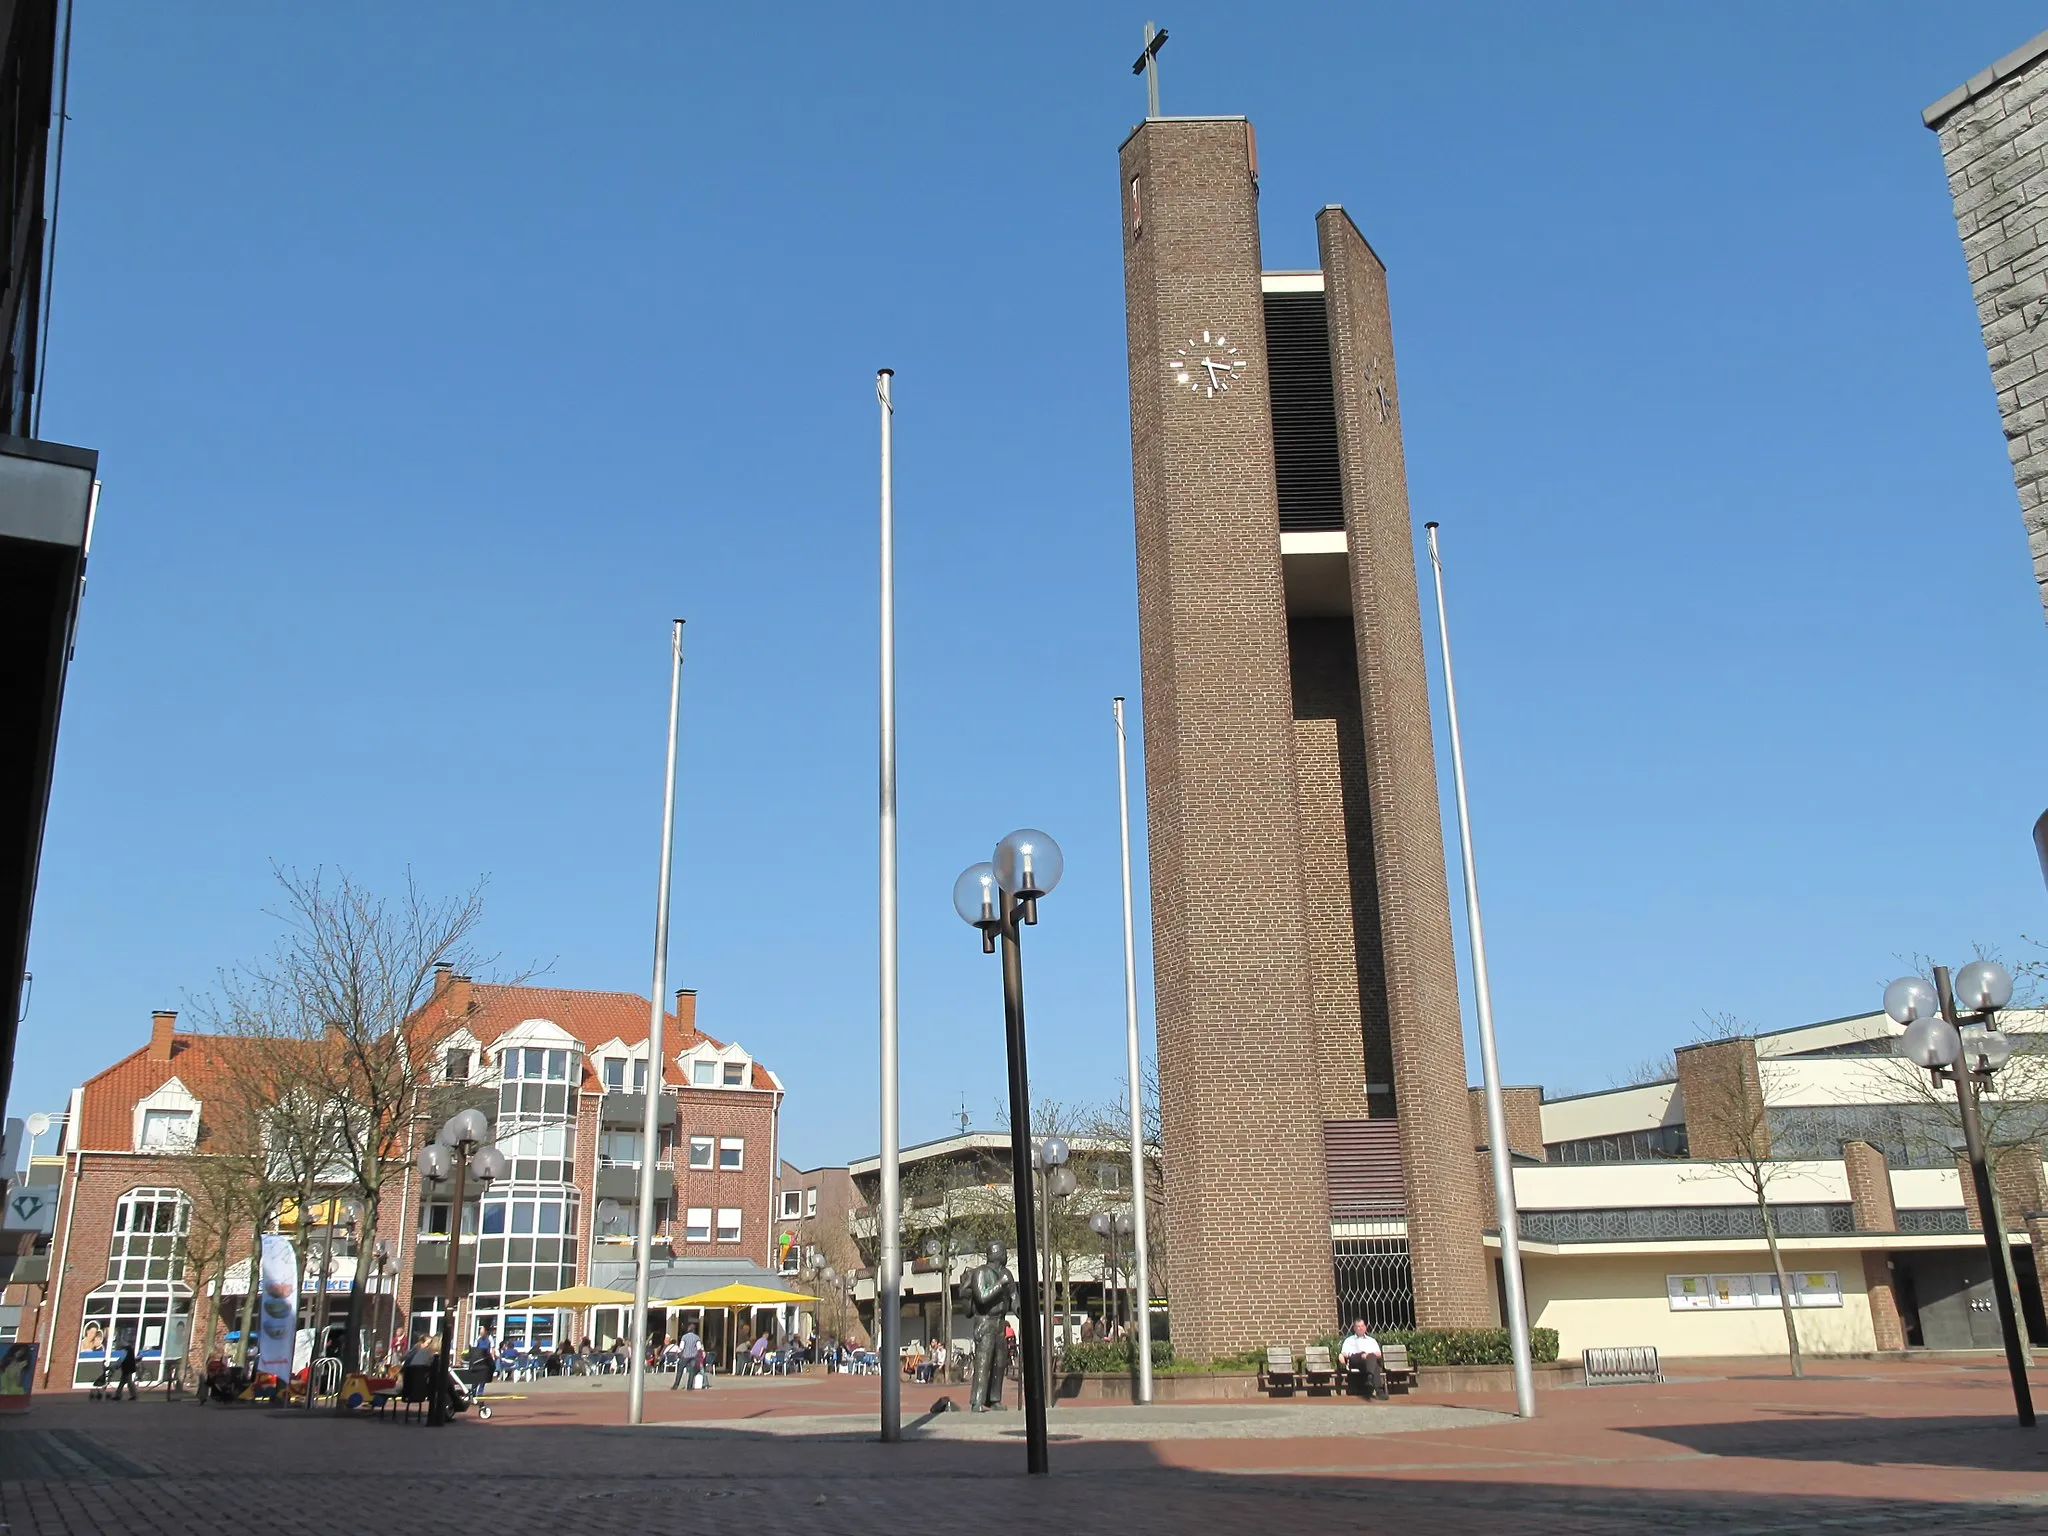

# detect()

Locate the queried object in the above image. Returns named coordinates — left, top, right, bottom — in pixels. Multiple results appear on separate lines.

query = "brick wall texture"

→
left=1674, top=1039, right=1769, bottom=1161
left=1954, top=1143, right=2048, bottom=1231
left=1842, top=1140, right=1898, bottom=1231
left=1861, top=1252, right=1907, bottom=1352
left=1318, top=206, right=1488, bottom=1326
left=1120, top=117, right=1336, bottom=1360
left=1467, top=1086, right=1545, bottom=1162
left=1929, top=46, right=2048, bottom=618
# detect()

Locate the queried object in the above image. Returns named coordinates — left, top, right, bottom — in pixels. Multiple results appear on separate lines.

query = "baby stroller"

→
left=448, top=1361, right=493, bottom=1421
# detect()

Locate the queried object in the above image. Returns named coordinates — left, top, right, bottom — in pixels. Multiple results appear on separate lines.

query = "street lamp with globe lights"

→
left=1886, top=960, right=2032, bottom=1427
left=416, top=1107, right=507, bottom=1425
left=1034, top=1138, right=1077, bottom=1404
left=952, top=828, right=1062, bottom=1475
left=1089, top=1210, right=1135, bottom=1334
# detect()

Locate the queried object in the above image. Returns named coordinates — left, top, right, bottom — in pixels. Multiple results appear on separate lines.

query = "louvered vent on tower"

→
left=1263, top=289, right=1344, bottom=533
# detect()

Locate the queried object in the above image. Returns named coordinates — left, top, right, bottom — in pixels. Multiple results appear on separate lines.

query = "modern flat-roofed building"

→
left=1511, top=1009, right=2048, bottom=1357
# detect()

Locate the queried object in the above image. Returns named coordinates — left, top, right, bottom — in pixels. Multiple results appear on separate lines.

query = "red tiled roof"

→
left=77, top=985, right=776, bottom=1148
left=417, top=982, right=776, bottom=1092
left=76, top=1033, right=272, bottom=1153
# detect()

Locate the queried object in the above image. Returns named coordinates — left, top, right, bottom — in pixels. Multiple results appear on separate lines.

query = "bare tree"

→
left=1678, top=1016, right=1806, bottom=1379
left=205, top=867, right=503, bottom=1370
left=264, top=869, right=501, bottom=1368
left=1080, top=1066, right=1167, bottom=1313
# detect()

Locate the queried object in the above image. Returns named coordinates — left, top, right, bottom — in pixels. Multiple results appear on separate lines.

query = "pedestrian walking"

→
left=671, top=1323, right=703, bottom=1390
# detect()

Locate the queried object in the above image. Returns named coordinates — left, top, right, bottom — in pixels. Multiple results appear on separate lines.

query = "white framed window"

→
left=779, top=1191, right=801, bottom=1219
left=805, top=1187, right=818, bottom=1217
left=722, top=1061, right=746, bottom=1087
left=715, top=1207, right=742, bottom=1243
left=633, top=1058, right=648, bottom=1092
left=718, top=1137, right=744, bottom=1170
left=443, top=1048, right=472, bottom=1084
left=138, top=1109, right=195, bottom=1151
left=684, top=1207, right=711, bottom=1243
left=687, top=1136, right=713, bottom=1168
left=601, top=1058, right=625, bottom=1092
left=692, top=1061, right=715, bottom=1086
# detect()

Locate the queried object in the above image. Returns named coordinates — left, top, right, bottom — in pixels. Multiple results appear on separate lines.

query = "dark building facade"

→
left=0, top=0, right=92, bottom=1126
left=1118, top=116, right=1488, bottom=1358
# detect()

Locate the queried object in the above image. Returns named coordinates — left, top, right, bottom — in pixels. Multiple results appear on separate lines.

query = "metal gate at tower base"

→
left=1332, top=1236, right=1413, bottom=1334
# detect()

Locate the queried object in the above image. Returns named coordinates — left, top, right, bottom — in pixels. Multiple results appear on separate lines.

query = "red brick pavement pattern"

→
left=3, top=1360, right=2046, bottom=1534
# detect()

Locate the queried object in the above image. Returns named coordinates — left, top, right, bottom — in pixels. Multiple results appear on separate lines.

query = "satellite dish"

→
left=25, top=1113, right=49, bottom=1138
left=596, top=1199, right=622, bottom=1229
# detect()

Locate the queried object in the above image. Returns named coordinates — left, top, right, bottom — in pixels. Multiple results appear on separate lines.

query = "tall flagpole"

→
left=1112, top=698, right=1153, bottom=1404
left=1423, top=522, right=1535, bottom=1420
left=876, top=369, right=902, bottom=1442
left=627, top=618, right=684, bottom=1425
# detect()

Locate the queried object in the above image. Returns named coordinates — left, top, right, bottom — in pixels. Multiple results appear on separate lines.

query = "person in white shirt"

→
left=1338, top=1320, right=1386, bottom=1401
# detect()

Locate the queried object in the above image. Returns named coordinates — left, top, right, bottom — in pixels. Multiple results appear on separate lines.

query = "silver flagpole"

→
left=1423, top=523, right=1535, bottom=1420
left=1112, top=698, right=1153, bottom=1404
left=628, top=618, right=685, bottom=1425
left=876, top=369, right=902, bottom=1442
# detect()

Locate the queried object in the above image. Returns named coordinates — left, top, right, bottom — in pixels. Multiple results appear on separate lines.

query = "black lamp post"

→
left=1885, top=961, right=2034, bottom=1428
left=953, top=828, right=1063, bottom=1477
left=416, top=1108, right=507, bottom=1426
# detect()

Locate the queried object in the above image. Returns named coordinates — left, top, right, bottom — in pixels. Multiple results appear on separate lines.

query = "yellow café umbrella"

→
left=665, top=1283, right=819, bottom=1373
left=504, top=1285, right=639, bottom=1353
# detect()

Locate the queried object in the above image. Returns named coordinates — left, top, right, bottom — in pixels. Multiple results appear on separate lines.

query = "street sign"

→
left=3, top=1185, right=56, bottom=1234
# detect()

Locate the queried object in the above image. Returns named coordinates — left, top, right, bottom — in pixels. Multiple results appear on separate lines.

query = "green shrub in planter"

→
left=1060, top=1339, right=1174, bottom=1374
left=1313, top=1328, right=1560, bottom=1367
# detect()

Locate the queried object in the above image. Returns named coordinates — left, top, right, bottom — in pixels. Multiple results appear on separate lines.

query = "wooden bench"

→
left=1258, top=1345, right=1297, bottom=1396
left=1582, top=1346, right=1661, bottom=1386
left=1301, top=1345, right=1336, bottom=1393
left=1380, top=1343, right=1413, bottom=1394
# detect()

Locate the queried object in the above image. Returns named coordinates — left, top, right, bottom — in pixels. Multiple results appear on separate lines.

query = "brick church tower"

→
left=1118, top=116, right=1491, bottom=1358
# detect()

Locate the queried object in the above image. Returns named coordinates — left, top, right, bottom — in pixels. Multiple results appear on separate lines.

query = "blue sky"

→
left=15, top=4, right=2048, bottom=1163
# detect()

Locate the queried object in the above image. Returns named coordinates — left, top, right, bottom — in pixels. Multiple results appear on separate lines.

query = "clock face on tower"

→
left=1166, top=331, right=1247, bottom=398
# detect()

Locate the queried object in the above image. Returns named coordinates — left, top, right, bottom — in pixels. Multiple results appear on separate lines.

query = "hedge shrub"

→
left=1314, top=1328, right=1560, bottom=1366
left=1060, top=1338, right=1175, bottom=1374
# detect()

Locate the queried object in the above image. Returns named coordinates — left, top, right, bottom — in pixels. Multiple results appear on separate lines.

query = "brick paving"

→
left=2, top=1358, right=2046, bottom=1534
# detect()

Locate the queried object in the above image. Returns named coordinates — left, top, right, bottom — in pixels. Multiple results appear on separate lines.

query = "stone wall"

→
left=1927, top=30, right=2048, bottom=619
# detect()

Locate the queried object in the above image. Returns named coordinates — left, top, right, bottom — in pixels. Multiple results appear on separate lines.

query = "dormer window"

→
left=443, top=1049, right=472, bottom=1084
left=722, top=1062, right=745, bottom=1087
left=133, top=1077, right=202, bottom=1154
left=139, top=1109, right=194, bottom=1151
left=602, top=1058, right=625, bottom=1093
left=692, top=1061, right=715, bottom=1087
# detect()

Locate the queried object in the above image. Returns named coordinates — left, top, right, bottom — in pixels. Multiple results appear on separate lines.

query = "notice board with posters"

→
left=1667, top=1272, right=1842, bottom=1310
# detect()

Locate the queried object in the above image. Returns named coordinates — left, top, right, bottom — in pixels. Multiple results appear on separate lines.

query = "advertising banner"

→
left=257, top=1234, right=299, bottom=1379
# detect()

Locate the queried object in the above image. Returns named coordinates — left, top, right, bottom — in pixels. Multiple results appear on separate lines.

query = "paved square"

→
left=2, top=1359, right=2045, bottom=1534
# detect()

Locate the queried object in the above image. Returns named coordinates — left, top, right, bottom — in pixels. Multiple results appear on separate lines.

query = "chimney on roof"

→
left=673, top=988, right=697, bottom=1035
left=149, top=1010, right=176, bottom=1061
left=432, top=961, right=453, bottom=993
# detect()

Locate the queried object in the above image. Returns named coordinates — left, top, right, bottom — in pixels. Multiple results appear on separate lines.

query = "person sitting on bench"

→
left=1339, top=1320, right=1387, bottom=1401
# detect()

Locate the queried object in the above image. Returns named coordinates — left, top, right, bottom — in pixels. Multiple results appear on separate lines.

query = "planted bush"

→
left=1314, top=1328, right=1560, bottom=1366
left=1060, top=1339, right=1174, bottom=1374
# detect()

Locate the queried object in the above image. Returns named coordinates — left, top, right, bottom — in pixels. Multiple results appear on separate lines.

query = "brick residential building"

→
left=771, top=1160, right=867, bottom=1344
left=1118, top=113, right=1487, bottom=1357
left=20, top=978, right=787, bottom=1388
left=1925, top=28, right=2048, bottom=621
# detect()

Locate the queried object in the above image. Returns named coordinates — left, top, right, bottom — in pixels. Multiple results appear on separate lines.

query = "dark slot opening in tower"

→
left=1264, top=290, right=1344, bottom=533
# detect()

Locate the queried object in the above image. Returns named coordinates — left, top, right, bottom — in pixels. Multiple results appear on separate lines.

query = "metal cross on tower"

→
left=1131, top=21, right=1168, bottom=120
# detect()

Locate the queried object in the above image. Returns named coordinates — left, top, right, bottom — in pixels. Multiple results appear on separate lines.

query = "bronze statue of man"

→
left=958, top=1240, right=1018, bottom=1412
